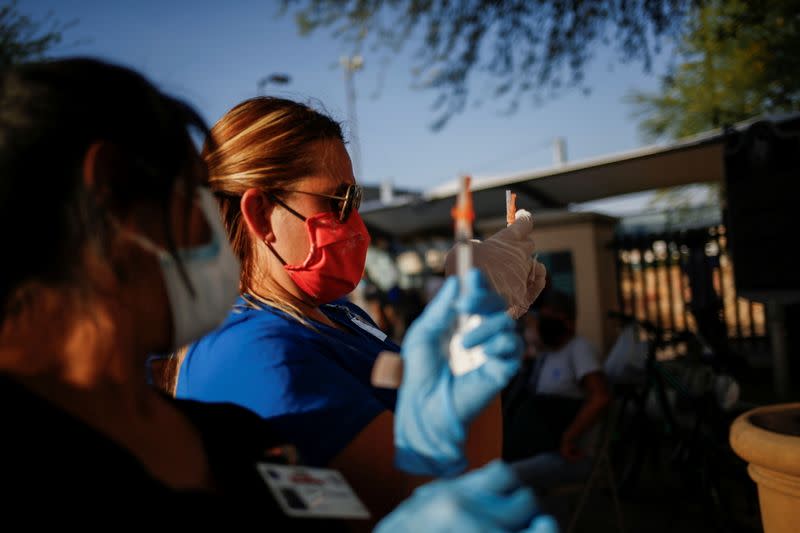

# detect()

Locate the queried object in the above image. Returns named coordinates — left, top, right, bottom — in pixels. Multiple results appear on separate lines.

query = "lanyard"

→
left=325, top=304, right=388, bottom=342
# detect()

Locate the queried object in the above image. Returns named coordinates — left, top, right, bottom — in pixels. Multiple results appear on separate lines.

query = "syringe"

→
left=453, top=176, right=474, bottom=333
left=448, top=175, right=487, bottom=376
left=506, top=190, right=517, bottom=226
left=370, top=176, right=483, bottom=387
left=506, top=188, right=540, bottom=296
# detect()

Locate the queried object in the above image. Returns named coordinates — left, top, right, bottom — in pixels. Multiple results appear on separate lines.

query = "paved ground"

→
left=565, top=462, right=763, bottom=533
left=543, top=367, right=775, bottom=533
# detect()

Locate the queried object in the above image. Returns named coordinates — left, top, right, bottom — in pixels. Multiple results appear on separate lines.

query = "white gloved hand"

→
left=445, top=209, right=547, bottom=319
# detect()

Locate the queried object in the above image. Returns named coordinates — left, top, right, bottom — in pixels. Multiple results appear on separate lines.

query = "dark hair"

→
left=538, top=289, right=577, bottom=321
left=0, top=57, right=208, bottom=321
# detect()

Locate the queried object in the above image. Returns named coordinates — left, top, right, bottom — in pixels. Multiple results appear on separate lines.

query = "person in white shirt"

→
left=503, top=290, right=611, bottom=481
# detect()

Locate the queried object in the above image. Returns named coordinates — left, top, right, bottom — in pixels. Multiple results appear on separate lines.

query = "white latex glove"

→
left=445, top=209, right=547, bottom=319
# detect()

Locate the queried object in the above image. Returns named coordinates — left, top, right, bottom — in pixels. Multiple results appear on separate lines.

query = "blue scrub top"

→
left=176, top=297, right=399, bottom=466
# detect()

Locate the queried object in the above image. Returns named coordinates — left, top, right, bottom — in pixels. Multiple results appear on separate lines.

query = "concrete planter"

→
left=730, top=403, right=800, bottom=533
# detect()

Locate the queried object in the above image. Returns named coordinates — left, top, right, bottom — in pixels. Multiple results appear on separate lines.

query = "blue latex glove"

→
left=395, top=269, right=523, bottom=476
left=375, top=460, right=559, bottom=533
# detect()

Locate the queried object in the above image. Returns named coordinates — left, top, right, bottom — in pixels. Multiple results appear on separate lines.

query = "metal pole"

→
left=665, top=234, right=678, bottom=331
left=341, top=55, right=364, bottom=181
left=651, top=237, right=664, bottom=331
left=767, top=300, right=790, bottom=400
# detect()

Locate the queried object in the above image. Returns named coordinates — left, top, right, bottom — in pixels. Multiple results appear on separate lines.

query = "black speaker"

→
left=724, top=117, right=800, bottom=302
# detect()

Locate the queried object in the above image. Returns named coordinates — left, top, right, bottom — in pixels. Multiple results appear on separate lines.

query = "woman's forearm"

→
left=465, top=394, right=503, bottom=467
left=563, top=394, right=610, bottom=444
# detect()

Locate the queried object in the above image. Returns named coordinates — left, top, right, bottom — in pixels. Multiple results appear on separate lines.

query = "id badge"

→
left=256, top=464, right=371, bottom=520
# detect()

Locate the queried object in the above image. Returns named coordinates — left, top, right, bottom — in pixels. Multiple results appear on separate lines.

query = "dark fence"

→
left=613, top=224, right=770, bottom=358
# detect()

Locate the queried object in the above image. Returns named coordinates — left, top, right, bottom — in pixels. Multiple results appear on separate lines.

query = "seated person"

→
left=173, top=97, right=545, bottom=518
left=0, top=57, right=305, bottom=518
left=503, top=290, right=611, bottom=487
left=0, top=57, right=555, bottom=533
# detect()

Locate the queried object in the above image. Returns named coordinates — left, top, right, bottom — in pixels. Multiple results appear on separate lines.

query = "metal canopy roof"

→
left=361, top=114, right=799, bottom=238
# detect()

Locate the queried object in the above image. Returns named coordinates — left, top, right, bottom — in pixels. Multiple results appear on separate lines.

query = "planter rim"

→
left=730, top=402, right=800, bottom=477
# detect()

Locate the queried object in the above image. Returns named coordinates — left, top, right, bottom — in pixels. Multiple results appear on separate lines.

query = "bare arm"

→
left=329, top=396, right=502, bottom=528
left=560, top=371, right=611, bottom=461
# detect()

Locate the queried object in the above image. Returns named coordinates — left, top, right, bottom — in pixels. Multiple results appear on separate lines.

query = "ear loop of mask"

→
left=84, top=142, right=198, bottom=298
left=163, top=182, right=196, bottom=295
left=264, top=238, right=287, bottom=266
left=107, top=200, right=197, bottom=298
left=263, top=193, right=304, bottom=267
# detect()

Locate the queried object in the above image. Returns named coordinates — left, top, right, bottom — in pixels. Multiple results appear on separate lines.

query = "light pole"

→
left=340, top=55, right=364, bottom=181
left=257, top=73, right=291, bottom=94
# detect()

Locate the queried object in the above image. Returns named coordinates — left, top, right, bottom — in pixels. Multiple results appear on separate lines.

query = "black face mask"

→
left=537, top=316, right=568, bottom=348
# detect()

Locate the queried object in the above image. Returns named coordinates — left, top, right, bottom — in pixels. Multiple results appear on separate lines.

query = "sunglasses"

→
left=272, top=183, right=363, bottom=223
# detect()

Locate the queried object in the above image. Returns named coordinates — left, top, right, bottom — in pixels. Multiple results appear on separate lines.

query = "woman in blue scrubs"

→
left=174, top=97, right=506, bottom=518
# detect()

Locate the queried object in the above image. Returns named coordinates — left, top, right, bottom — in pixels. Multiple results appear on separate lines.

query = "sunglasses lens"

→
left=330, top=198, right=343, bottom=220
left=337, top=185, right=362, bottom=223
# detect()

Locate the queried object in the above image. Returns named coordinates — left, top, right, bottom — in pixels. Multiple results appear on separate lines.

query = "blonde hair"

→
left=158, top=98, right=346, bottom=395
left=202, top=97, right=344, bottom=322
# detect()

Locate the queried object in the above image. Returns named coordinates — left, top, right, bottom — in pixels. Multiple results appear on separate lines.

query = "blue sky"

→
left=21, top=0, right=677, bottom=197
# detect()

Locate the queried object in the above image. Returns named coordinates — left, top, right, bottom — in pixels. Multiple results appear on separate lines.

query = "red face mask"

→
left=272, top=209, right=371, bottom=304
